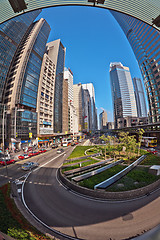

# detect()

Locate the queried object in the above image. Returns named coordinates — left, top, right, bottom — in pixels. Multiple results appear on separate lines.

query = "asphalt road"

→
left=21, top=148, right=160, bottom=240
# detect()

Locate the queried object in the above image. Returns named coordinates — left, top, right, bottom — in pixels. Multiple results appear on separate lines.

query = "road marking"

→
left=21, top=171, right=84, bottom=240
left=33, top=151, right=67, bottom=172
left=16, top=181, right=23, bottom=185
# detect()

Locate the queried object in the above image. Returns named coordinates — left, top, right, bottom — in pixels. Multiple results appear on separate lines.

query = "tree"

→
left=99, top=135, right=107, bottom=160
left=137, top=128, right=145, bottom=156
left=118, top=131, right=137, bottom=163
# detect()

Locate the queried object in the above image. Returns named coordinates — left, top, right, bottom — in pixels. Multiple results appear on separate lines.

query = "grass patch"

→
left=79, top=165, right=126, bottom=189
left=107, top=167, right=160, bottom=191
left=62, top=158, right=100, bottom=172
left=140, top=153, right=160, bottom=165
left=0, top=183, right=52, bottom=240
left=67, top=146, right=93, bottom=159
left=63, top=159, right=89, bottom=166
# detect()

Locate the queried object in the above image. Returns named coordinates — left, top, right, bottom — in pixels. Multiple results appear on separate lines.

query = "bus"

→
left=61, top=138, right=72, bottom=147
left=141, top=137, right=157, bottom=148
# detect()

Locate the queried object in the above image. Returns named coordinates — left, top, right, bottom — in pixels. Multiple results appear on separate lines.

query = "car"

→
left=38, top=149, right=47, bottom=153
left=57, top=148, right=64, bottom=154
left=18, top=154, right=29, bottom=160
left=28, top=151, right=39, bottom=157
left=21, top=161, right=39, bottom=171
left=71, top=142, right=76, bottom=146
left=75, top=142, right=79, bottom=145
left=147, top=148, right=158, bottom=154
left=0, top=158, right=15, bottom=165
left=52, top=144, right=58, bottom=149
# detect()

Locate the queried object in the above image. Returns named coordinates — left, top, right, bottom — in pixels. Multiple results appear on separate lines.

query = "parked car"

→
left=57, top=148, right=64, bottom=154
left=0, top=158, right=15, bottom=165
left=71, top=142, right=76, bottom=146
left=21, top=161, right=39, bottom=171
left=52, top=144, right=58, bottom=149
left=28, top=151, right=39, bottom=157
left=75, top=142, right=79, bottom=145
left=18, top=154, right=29, bottom=160
left=38, top=149, right=47, bottom=153
left=147, top=148, right=158, bottom=154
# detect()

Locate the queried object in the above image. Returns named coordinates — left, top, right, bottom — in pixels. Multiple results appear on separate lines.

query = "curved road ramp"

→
left=94, top=155, right=146, bottom=190
left=72, top=159, right=123, bottom=182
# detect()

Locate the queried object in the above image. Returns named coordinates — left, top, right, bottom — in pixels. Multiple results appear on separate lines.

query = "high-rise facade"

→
left=3, top=18, right=50, bottom=146
left=73, top=83, right=84, bottom=132
left=132, top=77, right=147, bottom=117
left=37, top=53, right=55, bottom=136
left=62, top=79, right=69, bottom=133
left=82, top=83, right=97, bottom=130
left=0, top=10, right=41, bottom=144
left=64, top=68, right=78, bottom=133
left=110, top=10, right=160, bottom=123
left=83, top=89, right=92, bottom=132
left=110, top=62, right=137, bottom=128
left=47, top=39, right=66, bottom=133
left=99, top=110, right=108, bottom=130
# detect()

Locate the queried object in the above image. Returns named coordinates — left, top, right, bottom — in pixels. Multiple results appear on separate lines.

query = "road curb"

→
left=58, top=167, right=160, bottom=201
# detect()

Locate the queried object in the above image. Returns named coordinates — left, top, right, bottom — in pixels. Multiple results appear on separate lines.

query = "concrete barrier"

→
left=64, top=159, right=113, bottom=176
left=72, top=160, right=123, bottom=182
left=94, top=155, right=146, bottom=189
left=58, top=167, right=160, bottom=200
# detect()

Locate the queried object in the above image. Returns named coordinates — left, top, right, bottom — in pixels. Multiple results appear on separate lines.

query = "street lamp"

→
left=2, top=105, right=9, bottom=177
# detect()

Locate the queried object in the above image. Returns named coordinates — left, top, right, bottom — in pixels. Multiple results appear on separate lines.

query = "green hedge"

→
left=0, top=184, right=52, bottom=240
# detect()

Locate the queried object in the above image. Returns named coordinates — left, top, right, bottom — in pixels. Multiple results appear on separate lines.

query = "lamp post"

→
left=2, top=105, right=8, bottom=177
left=2, top=105, right=5, bottom=154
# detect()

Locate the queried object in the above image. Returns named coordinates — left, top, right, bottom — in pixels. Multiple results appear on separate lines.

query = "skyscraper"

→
left=3, top=18, right=50, bottom=147
left=110, top=10, right=160, bottom=123
left=0, top=10, right=41, bottom=144
left=99, top=110, right=108, bottom=130
left=73, top=83, right=84, bottom=132
left=82, top=83, right=97, bottom=130
left=47, top=39, right=66, bottom=133
left=64, top=68, right=76, bottom=133
left=83, top=89, right=92, bottom=132
left=62, top=79, right=69, bottom=133
left=37, top=52, right=55, bottom=137
left=110, top=62, right=137, bottom=128
left=132, top=77, right=147, bottom=117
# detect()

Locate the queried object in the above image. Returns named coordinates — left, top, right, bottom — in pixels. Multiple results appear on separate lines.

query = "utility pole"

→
left=14, top=106, right=17, bottom=139
left=2, top=105, right=8, bottom=178
left=2, top=105, right=5, bottom=154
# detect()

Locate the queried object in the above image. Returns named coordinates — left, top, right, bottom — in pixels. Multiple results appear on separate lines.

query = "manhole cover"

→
left=122, top=213, right=134, bottom=221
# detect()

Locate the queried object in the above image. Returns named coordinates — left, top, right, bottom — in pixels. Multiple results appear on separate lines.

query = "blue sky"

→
left=37, top=6, right=144, bottom=122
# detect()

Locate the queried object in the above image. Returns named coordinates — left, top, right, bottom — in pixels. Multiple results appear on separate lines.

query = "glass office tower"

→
left=110, top=10, right=160, bottom=123
left=110, top=62, right=137, bottom=128
left=82, top=83, right=98, bottom=130
left=3, top=18, right=50, bottom=146
left=0, top=10, right=41, bottom=145
left=132, top=77, right=147, bottom=117
left=47, top=40, right=66, bottom=133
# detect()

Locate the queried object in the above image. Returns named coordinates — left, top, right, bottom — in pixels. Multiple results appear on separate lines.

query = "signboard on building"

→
left=29, top=132, right=32, bottom=138
left=43, top=121, right=51, bottom=126
left=40, top=128, right=53, bottom=134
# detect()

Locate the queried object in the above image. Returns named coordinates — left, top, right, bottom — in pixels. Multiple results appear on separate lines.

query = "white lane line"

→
left=16, top=181, right=23, bottom=185
left=21, top=171, right=84, bottom=240
left=33, top=151, right=66, bottom=172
